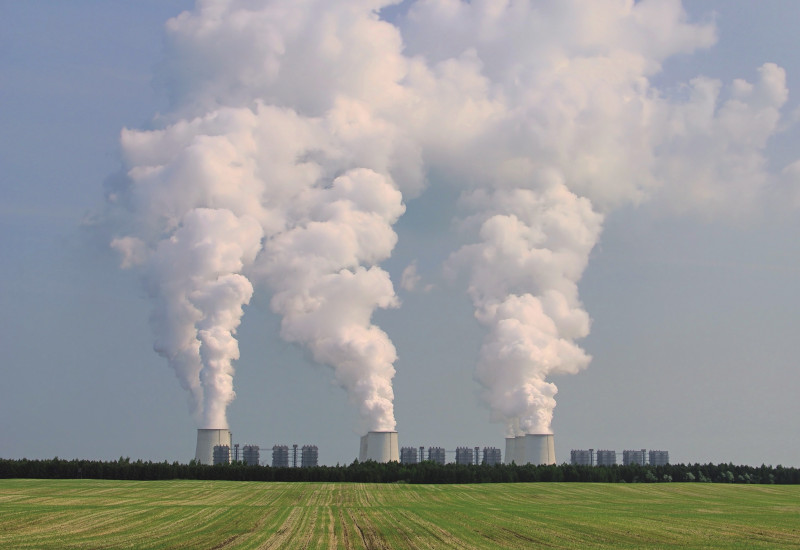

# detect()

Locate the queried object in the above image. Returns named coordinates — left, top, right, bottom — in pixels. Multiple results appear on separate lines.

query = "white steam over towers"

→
left=102, top=1, right=800, bottom=458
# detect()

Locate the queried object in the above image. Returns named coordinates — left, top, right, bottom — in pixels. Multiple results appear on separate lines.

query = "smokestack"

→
left=518, top=434, right=556, bottom=465
left=358, top=431, right=399, bottom=463
left=195, top=428, right=232, bottom=465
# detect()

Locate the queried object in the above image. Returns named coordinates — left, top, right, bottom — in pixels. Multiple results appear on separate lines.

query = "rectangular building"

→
left=648, top=450, right=669, bottom=466
left=623, top=449, right=647, bottom=466
left=213, top=445, right=230, bottom=465
left=595, top=450, right=616, bottom=466
left=243, top=445, right=260, bottom=466
left=570, top=449, right=593, bottom=466
left=272, top=445, right=289, bottom=468
left=455, top=447, right=474, bottom=465
left=400, top=446, right=419, bottom=465
left=482, top=447, right=502, bottom=466
left=301, top=445, right=318, bottom=467
left=427, top=446, right=446, bottom=465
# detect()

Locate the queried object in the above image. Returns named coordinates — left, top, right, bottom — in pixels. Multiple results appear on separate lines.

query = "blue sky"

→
left=2, top=1, right=799, bottom=466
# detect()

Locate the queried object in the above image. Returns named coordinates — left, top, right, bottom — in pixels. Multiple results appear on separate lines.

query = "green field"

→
left=1, top=480, right=798, bottom=549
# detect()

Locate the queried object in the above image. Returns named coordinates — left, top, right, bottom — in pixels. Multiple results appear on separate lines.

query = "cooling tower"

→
left=358, top=431, right=399, bottom=463
left=504, top=437, right=518, bottom=465
left=195, top=428, right=232, bottom=465
left=518, top=433, right=556, bottom=465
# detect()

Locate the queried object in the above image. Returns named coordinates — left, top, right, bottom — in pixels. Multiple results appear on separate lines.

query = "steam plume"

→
left=104, top=0, right=800, bottom=436
left=107, top=0, right=418, bottom=430
left=399, top=0, right=798, bottom=435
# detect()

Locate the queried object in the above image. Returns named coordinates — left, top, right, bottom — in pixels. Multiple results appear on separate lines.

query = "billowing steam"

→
left=260, top=168, right=405, bottom=431
left=105, top=0, right=798, bottom=436
left=449, top=183, right=602, bottom=435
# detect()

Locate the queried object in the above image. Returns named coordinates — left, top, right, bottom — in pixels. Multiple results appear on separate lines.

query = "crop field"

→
left=1, top=480, right=799, bottom=549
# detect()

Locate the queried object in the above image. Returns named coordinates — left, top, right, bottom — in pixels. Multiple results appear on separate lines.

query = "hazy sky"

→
left=2, top=0, right=799, bottom=467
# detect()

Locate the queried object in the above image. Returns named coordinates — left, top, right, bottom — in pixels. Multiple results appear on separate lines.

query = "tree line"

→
left=1, top=457, right=798, bottom=484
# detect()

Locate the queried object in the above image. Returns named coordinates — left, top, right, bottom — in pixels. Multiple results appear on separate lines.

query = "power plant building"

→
left=427, top=447, right=446, bottom=465
left=213, top=445, right=230, bottom=465
left=243, top=445, right=260, bottom=466
left=301, top=445, right=318, bottom=467
left=482, top=447, right=502, bottom=465
left=570, top=449, right=593, bottom=466
left=623, top=449, right=647, bottom=466
left=455, top=447, right=474, bottom=466
left=400, top=447, right=419, bottom=465
left=595, top=450, right=617, bottom=466
left=649, top=450, right=669, bottom=466
left=195, top=429, right=232, bottom=465
left=272, top=445, right=289, bottom=468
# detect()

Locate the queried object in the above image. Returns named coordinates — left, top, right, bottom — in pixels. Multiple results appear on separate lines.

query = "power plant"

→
left=191, top=427, right=564, bottom=466
left=359, top=431, right=399, bottom=463
left=193, top=428, right=674, bottom=468
left=195, top=429, right=232, bottom=465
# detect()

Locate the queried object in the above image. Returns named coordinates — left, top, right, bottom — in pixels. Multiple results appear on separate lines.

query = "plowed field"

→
left=1, top=480, right=798, bottom=548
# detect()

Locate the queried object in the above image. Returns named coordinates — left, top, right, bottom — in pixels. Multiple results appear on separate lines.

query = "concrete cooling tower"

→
left=195, top=428, right=232, bottom=465
left=359, top=431, right=399, bottom=463
left=504, top=434, right=556, bottom=465
left=505, top=437, right=519, bottom=465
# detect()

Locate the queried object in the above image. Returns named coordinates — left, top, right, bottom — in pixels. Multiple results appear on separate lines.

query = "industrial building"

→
left=427, top=447, right=446, bottom=465
left=570, top=449, right=594, bottom=466
left=623, top=449, right=647, bottom=466
left=400, top=447, right=418, bottom=465
left=191, top=424, right=671, bottom=470
left=301, top=445, right=318, bottom=467
left=455, top=447, right=474, bottom=465
left=243, top=445, right=260, bottom=466
left=649, top=450, right=669, bottom=466
left=482, top=447, right=502, bottom=465
left=565, top=448, right=668, bottom=466
left=595, top=450, right=616, bottom=466
left=272, top=445, right=289, bottom=468
left=213, top=445, right=230, bottom=465
left=192, top=426, right=672, bottom=469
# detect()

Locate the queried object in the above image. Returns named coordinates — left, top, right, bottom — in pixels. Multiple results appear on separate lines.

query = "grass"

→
left=1, top=480, right=799, bottom=548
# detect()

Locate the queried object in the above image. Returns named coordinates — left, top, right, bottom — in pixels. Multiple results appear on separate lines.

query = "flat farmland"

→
left=1, top=480, right=798, bottom=549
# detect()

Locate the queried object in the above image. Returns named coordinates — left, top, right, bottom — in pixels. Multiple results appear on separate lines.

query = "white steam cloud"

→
left=105, top=0, right=799, bottom=436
